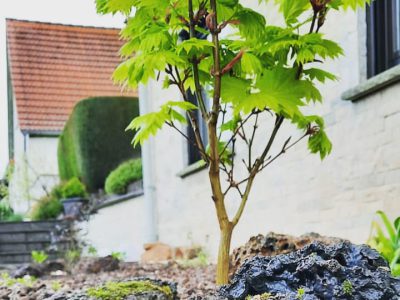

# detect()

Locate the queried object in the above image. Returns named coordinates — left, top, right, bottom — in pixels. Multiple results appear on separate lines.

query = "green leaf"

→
left=304, top=68, right=338, bottom=83
left=220, top=115, right=241, bottom=132
left=274, top=0, right=311, bottom=25
left=113, top=51, right=184, bottom=88
left=377, top=210, right=397, bottom=244
left=127, top=101, right=197, bottom=146
left=206, top=141, right=233, bottom=165
left=308, top=129, right=332, bottom=160
left=233, top=7, right=266, bottom=40
left=96, top=0, right=135, bottom=14
left=177, top=39, right=215, bottom=57
left=241, top=52, right=263, bottom=75
left=126, top=111, right=167, bottom=146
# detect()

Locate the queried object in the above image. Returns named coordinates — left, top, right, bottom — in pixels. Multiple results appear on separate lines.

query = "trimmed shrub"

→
left=61, top=177, right=87, bottom=199
left=58, top=97, right=141, bottom=192
left=105, top=159, right=142, bottom=195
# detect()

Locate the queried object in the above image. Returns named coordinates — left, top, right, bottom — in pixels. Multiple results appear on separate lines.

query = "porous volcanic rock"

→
left=230, top=232, right=343, bottom=275
left=220, top=241, right=400, bottom=300
left=86, top=255, right=120, bottom=273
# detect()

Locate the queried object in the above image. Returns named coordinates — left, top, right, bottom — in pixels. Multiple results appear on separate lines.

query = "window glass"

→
left=395, top=0, right=400, bottom=53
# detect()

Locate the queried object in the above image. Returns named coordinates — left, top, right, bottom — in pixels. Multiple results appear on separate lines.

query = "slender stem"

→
left=166, top=121, right=208, bottom=158
left=248, top=114, right=259, bottom=170
left=310, top=11, right=318, bottom=33
left=259, top=133, right=309, bottom=172
left=209, top=0, right=222, bottom=123
left=232, top=115, right=283, bottom=226
left=188, top=0, right=208, bottom=119
left=219, top=113, right=253, bottom=157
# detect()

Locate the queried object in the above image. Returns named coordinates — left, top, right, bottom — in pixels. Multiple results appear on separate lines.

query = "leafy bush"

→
left=0, top=184, right=8, bottom=200
left=0, top=202, right=23, bottom=222
left=61, top=177, right=87, bottom=199
left=30, top=184, right=64, bottom=221
left=6, top=214, right=23, bottom=222
left=368, top=211, right=400, bottom=276
left=0, top=203, right=15, bottom=221
left=31, top=196, right=63, bottom=221
left=105, top=159, right=142, bottom=195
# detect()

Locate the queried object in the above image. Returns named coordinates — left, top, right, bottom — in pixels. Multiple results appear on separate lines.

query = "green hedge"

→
left=105, top=159, right=142, bottom=195
left=58, top=97, right=140, bottom=192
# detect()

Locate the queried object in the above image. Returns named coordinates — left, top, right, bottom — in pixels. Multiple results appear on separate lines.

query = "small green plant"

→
left=368, top=211, right=400, bottom=276
left=1, top=273, right=36, bottom=287
left=61, top=177, right=87, bottom=199
left=31, top=196, right=62, bottom=221
left=0, top=202, right=22, bottom=222
left=88, top=245, right=98, bottom=257
left=0, top=184, right=8, bottom=199
left=105, top=159, right=142, bottom=195
left=177, top=248, right=209, bottom=268
left=111, top=251, right=125, bottom=262
left=87, top=280, right=173, bottom=300
left=245, top=293, right=271, bottom=300
left=342, top=280, right=353, bottom=295
left=65, top=249, right=81, bottom=266
left=296, top=287, right=305, bottom=299
left=0, top=202, right=14, bottom=220
left=31, top=250, right=48, bottom=264
left=50, top=280, right=62, bottom=292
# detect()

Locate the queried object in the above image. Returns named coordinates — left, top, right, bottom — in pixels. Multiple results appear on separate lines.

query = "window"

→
left=186, top=90, right=208, bottom=165
left=367, top=0, right=400, bottom=77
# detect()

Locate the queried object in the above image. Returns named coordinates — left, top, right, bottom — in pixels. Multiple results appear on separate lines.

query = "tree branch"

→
left=188, top=0, right=208, bottom=120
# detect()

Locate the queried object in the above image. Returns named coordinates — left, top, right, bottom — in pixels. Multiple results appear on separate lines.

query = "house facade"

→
left=134, top=2, right=400, bottom=259
left=5, top=19, right=136, bottom=213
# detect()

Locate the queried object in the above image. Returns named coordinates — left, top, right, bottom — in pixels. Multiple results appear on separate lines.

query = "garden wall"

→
left=0, top=220, right=73, bottom=264
left=141, top=4, right=400, bottom=261
left=82, top=192, right=146, bottom=262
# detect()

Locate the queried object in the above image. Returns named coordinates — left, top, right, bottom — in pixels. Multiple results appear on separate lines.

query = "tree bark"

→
left=216, top=221, right=233, bottom=285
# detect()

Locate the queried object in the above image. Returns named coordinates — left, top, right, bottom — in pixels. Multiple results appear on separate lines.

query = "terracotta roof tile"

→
left=6, top=19, right=137, bottom=133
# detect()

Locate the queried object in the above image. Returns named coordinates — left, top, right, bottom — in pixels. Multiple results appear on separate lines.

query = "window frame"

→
left=186, top=90, right=208, bottom=165
left=367, top=0, right=400, bottom=77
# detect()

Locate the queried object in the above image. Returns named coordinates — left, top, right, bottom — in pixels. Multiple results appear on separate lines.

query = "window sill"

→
left=177, top=160, right=207, bottom=178
left=342, top=65, right=400, bottom=101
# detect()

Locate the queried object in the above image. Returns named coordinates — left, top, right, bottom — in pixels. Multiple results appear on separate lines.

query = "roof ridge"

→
left=6, top=18, right=122, bottom=33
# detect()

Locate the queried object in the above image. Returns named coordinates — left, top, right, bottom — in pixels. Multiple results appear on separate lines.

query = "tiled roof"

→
left=6, top=19, right=137, bottom=133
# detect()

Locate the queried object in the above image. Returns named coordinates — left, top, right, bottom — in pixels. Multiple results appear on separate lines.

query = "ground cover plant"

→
left=97, top=0, right=370, bottom=284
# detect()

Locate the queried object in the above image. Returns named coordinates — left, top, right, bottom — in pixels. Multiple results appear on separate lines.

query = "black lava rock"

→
left=220, top=241, right=400, bottom=300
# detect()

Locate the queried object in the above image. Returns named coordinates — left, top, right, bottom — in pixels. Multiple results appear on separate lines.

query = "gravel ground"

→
left=0, top=262, right=217, bottom=300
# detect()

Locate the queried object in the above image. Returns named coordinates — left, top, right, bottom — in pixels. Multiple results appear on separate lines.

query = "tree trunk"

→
left=216, top=222, right=233, bottom=285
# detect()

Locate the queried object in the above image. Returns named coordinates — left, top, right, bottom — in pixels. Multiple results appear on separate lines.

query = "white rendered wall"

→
left=83, top=196, right=146, bottom=262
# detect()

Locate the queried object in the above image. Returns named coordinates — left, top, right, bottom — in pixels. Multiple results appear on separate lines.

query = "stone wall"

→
left=142, top=6, right=400, bottom=261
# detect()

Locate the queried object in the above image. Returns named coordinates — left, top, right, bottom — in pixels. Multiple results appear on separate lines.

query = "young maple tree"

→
left=97, top=0, right=369, bottom=284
